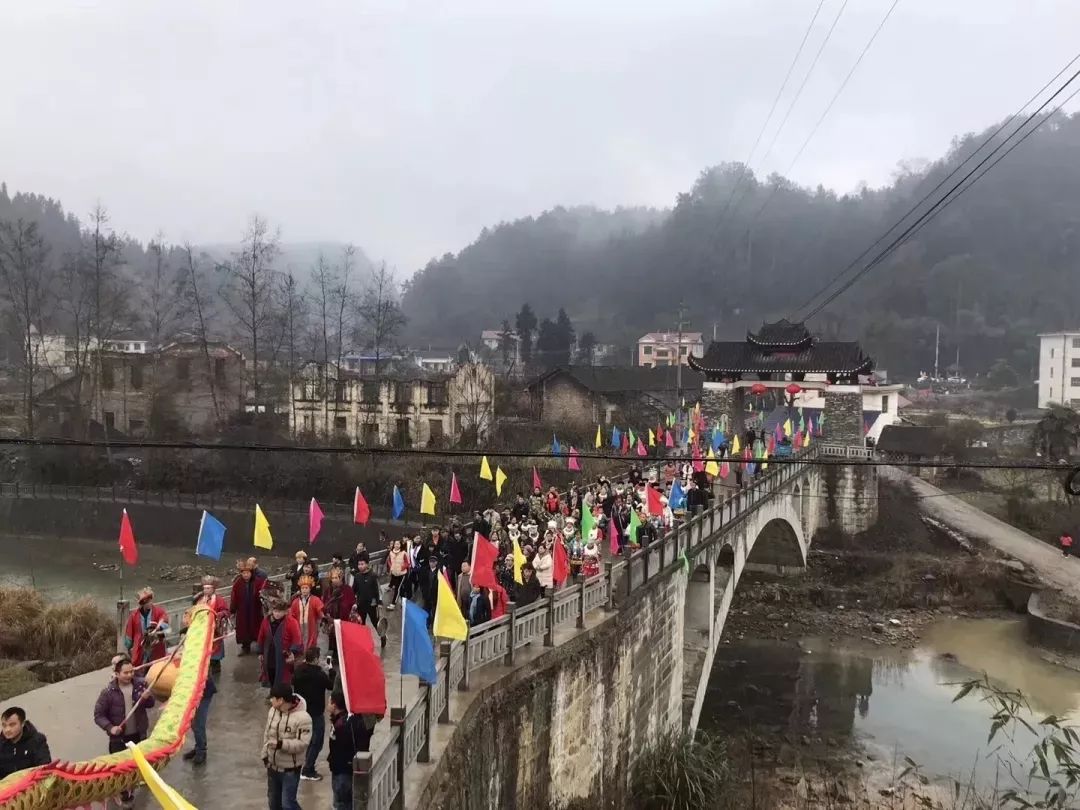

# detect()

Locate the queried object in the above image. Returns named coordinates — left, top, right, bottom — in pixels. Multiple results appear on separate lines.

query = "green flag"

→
left=628, top=508, right=642, bottom=547
left=580, top=503, right=595, bottom=541
left=628, top=428, right=636, bottom=447
left=679, top=552, right=690, bottom=572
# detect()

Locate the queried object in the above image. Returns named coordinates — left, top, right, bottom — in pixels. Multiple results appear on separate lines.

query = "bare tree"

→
left=452, top=361, right=495, bottom=448
left=310, top=252, right=335, bottom=435
left=335, top=244, right=357, bottom=373
left=279, top=271, right=307, bottom=437
left=0, top=219, right=53, bottom=435
left=356, top=263, right=406, bottom=438
left=87, top=204, right=126, bottom=440
left=143, top=232, right=187, bottom=348
left=181, top=243, right=221, bottom=424
left=218, top=215, right=280, bottom=404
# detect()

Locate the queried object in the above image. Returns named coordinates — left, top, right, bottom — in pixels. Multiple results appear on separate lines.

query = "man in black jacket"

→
left=327, top=691, right=372, bottom=810
left=351, top=560, right=386, bottom=648
left=0, top=707, right=51, bottom=778
left=292, top=648, right=333, bottom=782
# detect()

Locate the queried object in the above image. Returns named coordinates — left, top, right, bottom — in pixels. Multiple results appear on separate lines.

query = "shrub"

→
left=629, top=729, right=733, bottom=810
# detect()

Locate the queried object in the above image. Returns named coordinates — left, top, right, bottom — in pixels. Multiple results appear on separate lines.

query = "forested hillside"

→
left=402, top=112, right=1080, bottom=380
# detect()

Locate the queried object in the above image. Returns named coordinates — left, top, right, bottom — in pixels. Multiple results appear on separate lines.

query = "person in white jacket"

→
left=532, top=543, right=554, bottom=594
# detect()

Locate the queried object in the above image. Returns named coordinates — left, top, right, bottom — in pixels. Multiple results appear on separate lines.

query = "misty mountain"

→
left=198, top=241, right=375, bottom=283
left=401, top=112, right=1080, bottom=380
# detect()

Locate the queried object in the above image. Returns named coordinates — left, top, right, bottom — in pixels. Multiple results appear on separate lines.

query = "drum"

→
left=145, top=655, right=183, bottom=701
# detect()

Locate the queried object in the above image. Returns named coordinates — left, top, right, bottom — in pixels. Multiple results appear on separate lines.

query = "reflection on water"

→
left=700, top=618, right=1080, bottom=788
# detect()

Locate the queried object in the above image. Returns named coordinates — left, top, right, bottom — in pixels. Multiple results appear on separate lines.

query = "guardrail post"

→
left=116, top=599, right=130, bottom=652
left=13, top=481, right=18, bottom=499
left=604, top=563, right=616, bottom=611
left=505, top=603, right=517, bottom=666
left=659, top=534, right=666, bottom=571
left=439, top=642, right=452, bottom=722
left=418, top=685, right=431, bottom=763
left=352, top=751, right=374, bottom=808
left=390, top=707, right=406, bottom=810
left=459, top=636, right=470, bottom=691
left=544, top=591, right=556, bottom=647
left=642, top=542, right=650, bottom=582
left=577, top=584, right=586, bottom=629
left=624, top=546, right=634, bottom=599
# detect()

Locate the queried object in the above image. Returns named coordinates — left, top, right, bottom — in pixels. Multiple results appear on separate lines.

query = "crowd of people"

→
left=1, top=453, right=734, bottom=810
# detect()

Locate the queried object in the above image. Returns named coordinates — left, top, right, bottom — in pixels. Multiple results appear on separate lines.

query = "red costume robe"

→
left=288, top=594, right=324, bottom=651
left=230, top=574, right=266, bottom=646
left=257, top=614, right=303, bottom=686
left=125, top=605, right=170, bottom=667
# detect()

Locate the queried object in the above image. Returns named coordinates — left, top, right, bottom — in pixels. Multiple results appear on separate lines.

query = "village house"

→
left=289, top=360, right=495, bottom=446
left=34, top=340, right=244, bottom=437
left=637, top=331, right=704, bottom=368
left=525, top=365, right=703, bottom=428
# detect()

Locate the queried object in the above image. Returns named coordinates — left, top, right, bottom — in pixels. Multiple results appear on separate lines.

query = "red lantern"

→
left=785, top=383, right=802, bottom=396
left=750, top=382, right=767, bottom=396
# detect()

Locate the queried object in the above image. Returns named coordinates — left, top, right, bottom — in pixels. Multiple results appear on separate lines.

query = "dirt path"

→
left=884, top=468, right=1080, bottom=599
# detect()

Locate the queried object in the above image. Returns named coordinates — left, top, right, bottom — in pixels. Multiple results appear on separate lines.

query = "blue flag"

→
left=195, top=510, right=226, bottom=560
left=611, top=426, right=621, bottom=449
left=551, top=435, right=560, bottom=455
left=401, top=599, right=437, bottom=684
left=669, top=480, right=687, bottom=511
left=392, top=486, right=405, bottom=520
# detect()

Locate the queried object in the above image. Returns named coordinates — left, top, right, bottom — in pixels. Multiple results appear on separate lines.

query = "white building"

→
left=637, top=332, right=704, bottom=368
left=793, top=383, right=905, bottom=441
left=1037, top=331, right=1080, bottom=408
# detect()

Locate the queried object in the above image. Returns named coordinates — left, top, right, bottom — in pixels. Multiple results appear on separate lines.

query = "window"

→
left=130, top=364, right=143, bottom=391
left=428, top=419, right=444, bottom=443
left=1051, top=366, right=1055, bottom=378
left=680, top=345, right=688, bottom=355
left=361, top=381, right=380, bottom=404
left=302, top=414, right=313, bottom=431
left=1074, top=338, right=1080, bottom=349
left=1071, top=378, right=1080, bottom=388
left=214, top=358, right=226, bottom=382
left=395, top=417, right=411, bottom=447
left=1074, top=358, right=1080, bottom=368
left=393, top=381, right=412, bottom=404
left=177, top=358, right=190, bottom=381
left=361, top=422, right=380, bottom=445
left=426, top=382, right=448, bottom=406
left=642, top=345, right=652, bottom=355
left=881, top=395, right=889, bottom=413
left=333, top=381, right=350, bottom=403
left=454, top=412, right=464, bottom=434
left=334, top=416, right=348, bottom=433
left=101, top=362, right=115, bottom=390
left=1051, top=348, right=1056, bottom=358
left=128, top=418, right=145, bottom=434
left=104, top=411, right=115, bottom=430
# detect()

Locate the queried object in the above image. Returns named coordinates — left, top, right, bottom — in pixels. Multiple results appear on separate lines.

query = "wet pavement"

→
left=14, top=617, right=415, bottom=809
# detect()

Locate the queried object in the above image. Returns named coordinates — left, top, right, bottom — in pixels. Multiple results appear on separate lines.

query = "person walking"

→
left=327, top=691, right=372, bottom=810
left=533, top=543, right=554, bottom=596
left=94, top=656, right=154, bottom=809
left=0, top=706, right=51, bottom=778
left=291, top=648, right=331, bottom=782
left=182, top=665, right=216, bottom=765
left=351, top=559, right=387, bottom=649
left=385, top=539, right=410, bottom=609
left=124, top=588, right=170, bottom=668
left=456, top=561, right=473, bottom=615
left=258, top=599, right=303, bottom=690
left=186, top=576, right=230, bottom=674
left=231, top=559, right=266, bottom=655
left=1061, top=530, right=1074, bottom=557
left=262, top=683, right=312, bottom=810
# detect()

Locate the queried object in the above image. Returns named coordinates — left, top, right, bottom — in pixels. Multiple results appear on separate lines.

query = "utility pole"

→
left=675, top=301, right=690, bottom=409
left=934, top=323, right=940, bottom=380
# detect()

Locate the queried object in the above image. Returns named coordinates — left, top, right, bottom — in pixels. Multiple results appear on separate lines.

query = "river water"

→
left=700, top=617, right=1080, bottom=794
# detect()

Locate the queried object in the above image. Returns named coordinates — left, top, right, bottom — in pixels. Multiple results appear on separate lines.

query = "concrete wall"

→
left=823, top=388, right=864, bottom=446
left=700, top=383, right=744, bottom=436
left=540, top=376, right=597, bottom=428
left=418, top=568, right=687, bottom=810
left=1027, top=592, right=1080, bottom=652
left=822, top=463, right=878, bottom=534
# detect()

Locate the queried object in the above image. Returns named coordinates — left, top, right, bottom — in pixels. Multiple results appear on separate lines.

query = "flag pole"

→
left=400, top=599, right=406, bottom=709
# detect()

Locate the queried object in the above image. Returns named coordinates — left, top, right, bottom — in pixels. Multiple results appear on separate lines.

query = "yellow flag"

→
left=803, top=430, right=811, bottom=447
left=648, top=428, right=656, bottom=447
left=127, top=742, right=198, bottom=809
left=784, top=418, right=793, bottom=437
left=420, top=483, right=436, bottom=516
left=495, top=466, right=507, bottom=496
left=433, top=571, right=468, bottom=639
left=594, top=424, right=602, bottom=449
left=705, top=448, right=719, bottom=477
left=512, top=537, right=527, bottom=585
left=253, top=504, right=273, bottom=550
left=479, top=455, right=493, bottom=481
left=732, top=434, right=741, bottom=455
left=688, top=427, right=695, bottom=443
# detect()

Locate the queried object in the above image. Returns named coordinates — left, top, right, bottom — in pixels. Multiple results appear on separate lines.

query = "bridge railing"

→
left=350, top=444, right=846, bottom=810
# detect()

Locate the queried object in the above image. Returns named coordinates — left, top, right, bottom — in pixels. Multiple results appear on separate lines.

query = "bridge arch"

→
left=744, top=495, right=807, bottom=574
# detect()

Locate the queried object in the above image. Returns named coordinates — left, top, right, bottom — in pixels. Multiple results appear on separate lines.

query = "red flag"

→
left=720, top=460, right=730, bottom=479
left=353, top=487, right=371, bottom=525
left=532, top=467, right=542, bottom=491
left=553, top=539, right=570, bottom=586
left=470, top=532, right=500, bottom=589
left=568, top=447, right=580, bottom=472
left=664, top=430, right=674, bottom=448
left=635, top=438, right=647, bottom=457
left=620, top=433, right=629, bottom=455
left=647, top=486, right=663, bottom=516
left=692, top=445, right=704, bottom=473
left=118, top=508, right=138, bottom=566
left=449, top=473, right=462, bottom=505
left=609, top=517, right=621, bottom=555
left=309, top=497, right=324, bottom=544
left=768, top=435, right=776, bottom=454
left=334, top=619, right=387, bottom=717
left=794, top=430, right=804, bottom=447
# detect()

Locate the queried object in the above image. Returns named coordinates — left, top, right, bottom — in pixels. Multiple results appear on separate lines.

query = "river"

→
left=700, top=617, right=1080, bottom=796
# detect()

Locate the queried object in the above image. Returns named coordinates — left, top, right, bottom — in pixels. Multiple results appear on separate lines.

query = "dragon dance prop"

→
left=0, top=605, right=213, bottom=810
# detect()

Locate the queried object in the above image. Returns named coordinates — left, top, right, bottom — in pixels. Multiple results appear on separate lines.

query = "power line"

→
left=751, top=0, right=901, bottom=224
left=800, top=64, right=1080, bottom=320
left=1, top=434, right=1075, bottom=474
left=792, top=50, right=1080, bottom=320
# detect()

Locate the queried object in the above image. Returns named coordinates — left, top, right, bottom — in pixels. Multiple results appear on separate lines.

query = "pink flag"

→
left=692, top=445, right=704, bottom=473
left=635, top=438, right=647, bottom=457
left=665, top=430, right=674, bottom=448
left=568, top=447, right=580, bottom=472
left=620, top=433, right=630, bottom=455
left=309, top=498, right=324, bottom=544
left=532, top=467, right=542, bottom=491
left=609, top=518, right=621, bottom=555
left=449, top=472, right=462, bottom=505
left=794, top=430, right=803, bottom=447
left=774, top=423, right=783, bottom=442
left=719, top=461, right=730, bottom=479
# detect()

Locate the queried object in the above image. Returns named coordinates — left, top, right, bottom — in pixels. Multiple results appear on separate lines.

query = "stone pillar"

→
left=822, top=387, right=864, bottom=446
left=700, top=382, right=745, bottom=437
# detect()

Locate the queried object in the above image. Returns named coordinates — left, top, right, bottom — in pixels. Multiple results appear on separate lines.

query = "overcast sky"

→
left=3, top=0, right=1078, bottom=272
